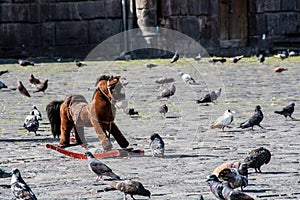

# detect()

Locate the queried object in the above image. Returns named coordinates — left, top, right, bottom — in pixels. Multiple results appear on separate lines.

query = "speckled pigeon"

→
left=85, top=151, right=120, bottom=181
left=11, top=168, right=37, bottom=200
left=150, top=133, right=165, bottom=157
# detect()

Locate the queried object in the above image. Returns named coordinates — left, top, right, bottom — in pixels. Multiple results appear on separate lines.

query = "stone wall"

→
left=0, top=0, right=125, bottom=58
left=0, top=0, right=299, bottom=59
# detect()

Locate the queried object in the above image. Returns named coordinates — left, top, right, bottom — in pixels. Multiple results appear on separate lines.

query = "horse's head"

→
left=95, top=75, right=125, bottom=103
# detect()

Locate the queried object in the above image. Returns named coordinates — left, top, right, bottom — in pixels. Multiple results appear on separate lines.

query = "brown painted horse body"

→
left=46, top=75, right=129, bottom=151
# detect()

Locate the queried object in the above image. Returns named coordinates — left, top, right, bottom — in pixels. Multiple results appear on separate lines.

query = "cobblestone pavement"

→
left=0, top=57, right=299, bottom=199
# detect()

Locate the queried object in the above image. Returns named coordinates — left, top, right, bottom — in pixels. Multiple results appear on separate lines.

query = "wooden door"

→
left=219, top=0, right=248, bottom=47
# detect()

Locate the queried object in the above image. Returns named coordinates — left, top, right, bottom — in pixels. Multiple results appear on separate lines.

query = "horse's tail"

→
left=46, top=100, right=63, bottom=138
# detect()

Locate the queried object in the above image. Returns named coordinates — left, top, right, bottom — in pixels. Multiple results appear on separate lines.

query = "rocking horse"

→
left=46, top=75, right=129, bottom=152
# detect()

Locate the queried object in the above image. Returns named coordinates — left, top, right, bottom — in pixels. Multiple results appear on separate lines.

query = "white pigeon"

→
left=179, top=72, right=196, bottom=84
left=210, top=109, right=234, bottom=131
left=23, top=111, right=39, bottom=136
left=194, top=53, right=202, bottom=61
left=31, top=105, right=42, bottom=120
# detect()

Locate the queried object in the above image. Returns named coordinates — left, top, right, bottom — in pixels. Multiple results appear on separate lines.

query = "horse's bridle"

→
left=97, top=79, right=118, bottom=104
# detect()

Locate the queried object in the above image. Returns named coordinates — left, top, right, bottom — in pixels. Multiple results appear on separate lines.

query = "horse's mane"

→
left=95, top=75, right=114, bottom=86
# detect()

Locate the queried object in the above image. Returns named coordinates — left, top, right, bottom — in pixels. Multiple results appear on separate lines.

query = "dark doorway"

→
left=219, top=0, right=248, bottom=48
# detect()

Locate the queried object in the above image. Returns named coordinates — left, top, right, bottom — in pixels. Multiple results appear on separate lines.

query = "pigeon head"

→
left=32, top=105, right=37, bottom=109
left=255, top=105, right=261, bottom=111
left=206, top=174, right=219, bottom=182
left=84, top=151, right=95, bottom=158
left=11, top=168, right=21, bottom=177
left=141, top=188, right=151, bottom=198
left=150, top=133, right=162, bottom=141
left=291, top=103, right=295, bottom=107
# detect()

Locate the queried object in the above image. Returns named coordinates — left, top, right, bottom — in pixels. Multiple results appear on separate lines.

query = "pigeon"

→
left=207, top=175, right=254, bottom=200
left=0, top=69, right=8, bottom=76
left=18, top=59, right=34, bottom=66
left=288, top=49, right=297, bottom=57
left=213, top=162, right=248, bottom=177
left=231, top=55, right=244, bottom=63
left=0, top=166, right=12, bottom=178
left=221, top=181, right=254, bottom=200
left=239, top=105, right=264, bottom=130
left=11, top=168, right=37, bottom=200
left=150, top=133, right=165, bottom=157
left=197, top=89, right=220, bottom=104
left=127, top=108, right=139, bottom=116
left=179, top=72, right=196, bottom=84
left=244, top=147, right=271, bottom=173
left=218, top=167, right=248, bottom=190
left=17, top=81, right=31, bottom=97
left=29, top=74, right=41, bottom=85
left=273, top=67, right=288, bottom=73
left=158, top=83, right=176, bottom=99
left=194, top=53, right=202, bottom=61
left=257, top=53, right=265, bottom=63
left=210, top=109, right=234, bottom=131
left=274, top=51, right=288, bottom=59
left=274, top=103, right=295, bottom=120
left=104, top=179, right=151, bottom=200
left=159, top=104, right=168, bottom=117
left=155, top=77, right=175, bottom=84
left=212, top=88, right=222, bottom=101
left=33, top=79, right=48, bottom=94
left=146, top=63, right=158, bottom=69
left=23, top=111, right=39, bottom=136
left=196, top=93, right=212, bottom=104
left=170, top=51, right=179, bottom=63
left=209, top=58, right=227, bottom=64
left=85, top=151, right=120, bottom=181
left=75, top=60, right=86, bottom=67
left=0, top=80, right=8, bottom=89
left=31, top=105, right=42, bottom=120
left=206, top=175, right=225, bottom=200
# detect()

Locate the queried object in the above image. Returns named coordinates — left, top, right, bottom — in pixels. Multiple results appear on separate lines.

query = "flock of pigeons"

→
left=0, top=51, right=298, bottom=199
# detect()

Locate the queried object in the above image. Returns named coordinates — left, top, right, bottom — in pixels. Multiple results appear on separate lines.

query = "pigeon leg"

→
left=123, top=193, right=127, bottom=200
left=258, top=124, right=264, bottom=129
left=130, top=194, right=136, bottom=200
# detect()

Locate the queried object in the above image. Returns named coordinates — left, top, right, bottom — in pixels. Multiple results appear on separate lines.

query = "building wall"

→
left=0, top=0, right=299, bottom=59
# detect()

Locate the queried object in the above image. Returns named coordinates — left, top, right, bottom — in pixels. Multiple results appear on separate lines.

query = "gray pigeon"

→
left=146, top=63, right=158, bottom=69
left=158, top=83, right=176, bottom=99
left=170, top=51, right=179, bottom=63
left=150, top=133, right=165, bottom=157
left=85, top=151, right=120, bottom=181
left=23, top=111, right=39, bottom=136
left=31, top=105, right=42, bottom=121
left=0, top=80, right=8, bottom=89
left=104, top=179, right=151, bottom=200
left=239, top=105, right=264, bottom=130
left=0, top=166, right=12, bottom=178
left=33, top=79, right=48, bottom=94
left=207, top=175, right=254, bottom=200
left=159, top=104, right=168, bottom=116
left=274, top=103, right=295, bottom=120
left=218, top=167, right=248, bottom=190
left=18, top=59, right=34, bottom=67
left=11, top=168, right=37, bottom=200
left=155, top=77, right=175, bottom=84
left=179, top=72, right=196, bottom=84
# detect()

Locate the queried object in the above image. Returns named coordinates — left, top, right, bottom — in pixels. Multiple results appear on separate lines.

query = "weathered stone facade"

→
left=0, top=0, right=299, bottom=58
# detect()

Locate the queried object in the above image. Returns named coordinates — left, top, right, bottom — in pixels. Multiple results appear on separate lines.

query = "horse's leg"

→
left=109, top=123, right=129, bottom=149
left=59, top=105, right=74, bottom=148
left=73, top=125, right=88, bottom=148
left=90, top=119, right=113, bottom=151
